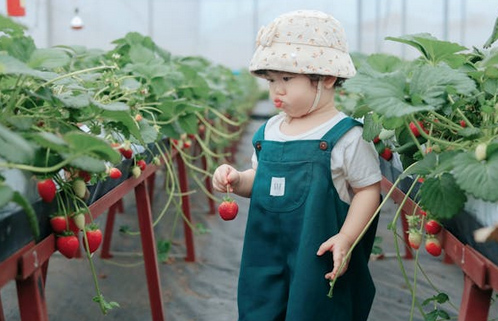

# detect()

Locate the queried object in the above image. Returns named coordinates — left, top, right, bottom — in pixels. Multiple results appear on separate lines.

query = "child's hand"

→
left=212, top=164, right=240, bottom=193
left=316, top=233, right=353, bottom=280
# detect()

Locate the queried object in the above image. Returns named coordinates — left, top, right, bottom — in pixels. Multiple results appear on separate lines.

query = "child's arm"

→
left=316, top=181, right=381, bottom=280
left=212, top=164, right=256, bottom=198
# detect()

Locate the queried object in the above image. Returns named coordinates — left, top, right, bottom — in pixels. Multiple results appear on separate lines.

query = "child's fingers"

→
left=316, top=239, right=333, bottom=256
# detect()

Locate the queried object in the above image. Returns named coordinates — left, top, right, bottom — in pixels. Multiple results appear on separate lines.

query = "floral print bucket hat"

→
left=249, top=10, right=356, bottom=78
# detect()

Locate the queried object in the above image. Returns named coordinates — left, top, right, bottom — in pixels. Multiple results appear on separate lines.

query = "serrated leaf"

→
left=56, top=92, right=91, bottom=109
left=12, top=191, right=39, bottom=240
left=28, top=48, right=70, bottom=70
left=362, top=113, right=382, bottom=141
left=137, top=120, right=159, bottom=144
left=129, top=44, right=156, bottom=64
left=93, top=100, right=129, bottom=111
left=0, top=183, right=14, bottom=208
left=63, top=131, right=121, bottom=164
left=453, top=152, right=498, bottom=202
left=29, top=131, right=70, bottom=153
left=402, top=152, right=437, bottom=177
left=386, top=33, right=467, bottom=66
left=178, top=112, right=199, bottom=134
left=409, top=65, right=476, bottom=108
left=419, top=173, right=467, bottom=219
left=344, top=70, right=435, bottom=118
left=101, top=110, right=143, bottom=143
left=456, top=127, right=482, bottom=139
left=0, top=124, right=35, bottom=163
left=64, top=154, right=107, bottom=172
left=0, top=54, right=58, bottom=80
left=366, top=54, right=403, bottom=73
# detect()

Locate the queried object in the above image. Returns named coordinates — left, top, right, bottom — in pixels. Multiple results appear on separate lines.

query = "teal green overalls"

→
left=238, top=117, right=378, bottom=321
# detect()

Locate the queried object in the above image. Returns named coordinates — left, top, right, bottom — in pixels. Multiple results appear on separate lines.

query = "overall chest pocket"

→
left=252, top=160, right=312, bottom=213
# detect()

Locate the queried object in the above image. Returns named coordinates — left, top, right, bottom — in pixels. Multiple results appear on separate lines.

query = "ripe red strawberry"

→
left=137, top=159, right=146, bottom=171
left=183, top=139, right=192, bottom=149
left=72, top=178, right=87, bottom=199
left=56, top=233, right=80, bottom=259
left=50, top=215, right=68, bottom=234
left=37, top=178, right=57, bottom=203
left=372, top=136, right=380, bottom=144
left=218, top=197, right=239, bottom=221
left=407, top=229, right=422, bottom=250
left=409, top=121, right=427, bottom=137
left=108, top=167, right=122, bottom=179
left=78, top=170, right=92, bottom=183
left=84, top=226, right=103, bottom=253
left=119, top=147, right=133, bottom=159
left=68, top=217, right=80, bottom=234
left=425, top=237, right=442, bottom=257
left=380, top=147, right=393, bottom=161
left=459, top=120, right=467, bottom=128
left=424, top=219, right=442, bottom=235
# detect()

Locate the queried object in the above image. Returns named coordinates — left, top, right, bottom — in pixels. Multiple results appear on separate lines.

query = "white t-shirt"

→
left=251, top=112, right=382, bottom=204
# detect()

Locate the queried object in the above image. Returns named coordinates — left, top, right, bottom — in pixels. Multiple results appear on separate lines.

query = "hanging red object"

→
left=7, top=0, right=25, bottom=17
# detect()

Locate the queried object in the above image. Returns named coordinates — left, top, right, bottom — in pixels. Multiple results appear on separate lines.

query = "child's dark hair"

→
left=254, top=70, right=345, bottom=87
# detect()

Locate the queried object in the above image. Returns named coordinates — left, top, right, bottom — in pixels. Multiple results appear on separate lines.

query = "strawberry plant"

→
left=339, top=32, right=498, bottom=221
left=0, top=14, right=258, bottom=316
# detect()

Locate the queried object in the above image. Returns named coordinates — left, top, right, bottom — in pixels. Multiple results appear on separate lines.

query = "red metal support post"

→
left=201, top=154, right=216, bottom=215
left=134, top=181, right=165, bottom=321
left=0, top=293, right=5, bottom=321
left=458, top=274, right=492, bottom=321
left=15, top=268, right=48, bottom=321
left=100, top=201, right=121, bottom=259
left=175, top=152, right=196, bottom=262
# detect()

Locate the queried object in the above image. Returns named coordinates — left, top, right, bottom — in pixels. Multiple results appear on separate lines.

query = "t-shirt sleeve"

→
left=341, top=127, right=382, bottom=189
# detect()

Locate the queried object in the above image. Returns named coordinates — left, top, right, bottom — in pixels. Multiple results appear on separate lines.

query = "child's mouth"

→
left=274, top=99, right=282, bottom=108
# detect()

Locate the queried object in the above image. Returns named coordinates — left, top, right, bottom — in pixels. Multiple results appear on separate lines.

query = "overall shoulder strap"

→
left=321, top=117, right=362, bottom=147
left=252, top=121, right=267, bottom=160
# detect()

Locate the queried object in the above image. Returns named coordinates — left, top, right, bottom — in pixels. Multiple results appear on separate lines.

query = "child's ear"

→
left=323, top=76, right=337, bottom=89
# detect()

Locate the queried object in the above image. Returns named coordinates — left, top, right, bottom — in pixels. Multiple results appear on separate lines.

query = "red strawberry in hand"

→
left=84, top=225, right=103, bottom=254
left=218, top=197, right=239, bottom=221
left=38, top=178, right=57, bottom=203
left=56, top=233, right=80, bottom=259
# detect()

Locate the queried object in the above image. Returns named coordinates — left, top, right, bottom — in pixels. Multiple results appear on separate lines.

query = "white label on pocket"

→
left=270, top=177, right=285, bottom=196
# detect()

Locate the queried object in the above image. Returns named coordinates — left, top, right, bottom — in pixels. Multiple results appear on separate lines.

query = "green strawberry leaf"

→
left=63, top=131, right=121, bottom=163
left=401, top=152, right=437, bottom=178
left=409, top=65, right=476, bottom=109
left=28, top=48, right=70, bottom=70
left=453, top=151, right=498, bottom=202
left=344, top=71, right=435, bottom=118
left=362, top=113, right=382, bottom=142
left=12, top=191, right=40, bottom=241
left=386, top=33, right=467, bottom=67
left=0, top=183, right=14, bottom=208
left=0, top=123, right=35, bottom=163
left=419, top=173, right=466, bottom=219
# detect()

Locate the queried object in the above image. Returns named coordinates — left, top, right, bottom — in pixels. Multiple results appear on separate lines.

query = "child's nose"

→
left=272, top=81, right=286, bottom=95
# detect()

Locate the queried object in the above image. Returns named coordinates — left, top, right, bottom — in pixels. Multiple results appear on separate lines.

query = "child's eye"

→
left=282, top=76, right=293, bottom=81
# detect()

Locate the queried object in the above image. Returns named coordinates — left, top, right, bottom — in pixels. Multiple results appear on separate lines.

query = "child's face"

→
left=264, top=71, right=318, bottom=118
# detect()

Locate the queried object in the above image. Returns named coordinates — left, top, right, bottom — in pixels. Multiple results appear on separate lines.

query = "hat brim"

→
left=249, top=42, right=356, bottom=78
